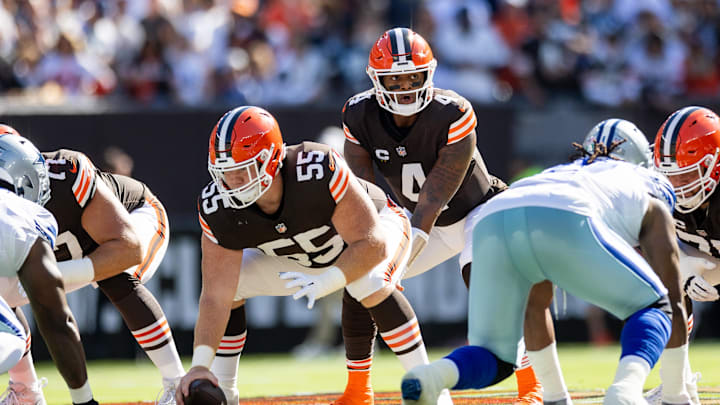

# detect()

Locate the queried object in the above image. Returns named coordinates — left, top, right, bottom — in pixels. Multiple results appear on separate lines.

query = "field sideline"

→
left=4, top=341, right=718, bottom=404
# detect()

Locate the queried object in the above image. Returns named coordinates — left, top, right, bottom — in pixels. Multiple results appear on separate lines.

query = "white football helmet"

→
left=582, top=118, right=652, bottom=167
left=0, top=134, right=51, bottom=206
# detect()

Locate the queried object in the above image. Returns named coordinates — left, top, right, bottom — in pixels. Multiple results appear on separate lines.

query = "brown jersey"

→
left=198, top=142, right=387, bottom=269
left=342, top=88, right=503, bottom=226
left=673, top=191, right=720, bottom=259
left=43, top=149, right=152, bottom=261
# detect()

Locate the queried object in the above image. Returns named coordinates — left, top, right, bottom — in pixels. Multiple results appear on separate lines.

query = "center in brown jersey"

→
left=673, top=190, right=720, bottom=258
left=342, top=87, right=500, bottom=226
left=198, top=142, right=387, bottom=269
left=43, top=149, right=151, bottom=262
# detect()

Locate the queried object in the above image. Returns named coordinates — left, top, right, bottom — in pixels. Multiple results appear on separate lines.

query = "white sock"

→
left=433, top=358, right=460, bottom=389
left=396, top=346, right=430, bottom=371
left=527, top=342, right=570, bottom=402
left=145, top=344, right=185, bottom=382
left=660, top=344, right=691, bottom=404
left=610, top=355, right=650, bottom=399
left=211, top=355, right=240, bottom=394
left=69, top=380, right=93, bottom=404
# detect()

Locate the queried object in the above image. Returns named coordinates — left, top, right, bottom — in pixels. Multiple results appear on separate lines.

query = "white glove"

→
left=685, top=275, right=720, bottom=302
left=279, top=267, right=347, bottom=309
left=407, top=227, right=429, bottom=270
left=677, top=251, right=717, bottom=300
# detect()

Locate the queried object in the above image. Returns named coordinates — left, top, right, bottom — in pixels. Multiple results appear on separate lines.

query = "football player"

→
left=400, top=129, right=685, bottom=405
left=341, top=27, right=540, bottom=404
left=0, top=125, right=184, bottom=404
left=0, top=133, right=98, bottom=405
left=648, top=106, right=720, bottom=405
left=176, top=106, right=441, bottom=405
left=523, top=118, right=682, bottom=405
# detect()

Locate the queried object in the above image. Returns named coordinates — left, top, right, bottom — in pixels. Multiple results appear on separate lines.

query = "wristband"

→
left=319, top=266, right=347, bottom=297
left=57, top=257, right=95, bottom=285
left=411, top=227, right=429, bottom=242
left=191, top=345, right=216, bottom=369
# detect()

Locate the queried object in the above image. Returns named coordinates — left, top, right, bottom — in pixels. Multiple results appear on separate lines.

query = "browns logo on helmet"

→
left=366, top=27, right=437, bottom=117
left=654, top=106, right=720, bottom=213
left=208, top=106, right=286, bottom=209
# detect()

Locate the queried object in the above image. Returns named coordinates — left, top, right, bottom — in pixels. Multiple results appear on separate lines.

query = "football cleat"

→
left=644, top=372, right=701, bottom=405
left=401, top=364, right=448, bottom=405
left=155, top=378, right=179, bottom=405
left=0, top=378, right=47, bottom=405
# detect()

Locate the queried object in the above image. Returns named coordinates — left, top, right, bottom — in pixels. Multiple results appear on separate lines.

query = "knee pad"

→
left=97, top=272, right=140, bottom=302
left=620, top=306, right=671, bottom=368
left=444, top=345, right=514, bottom=389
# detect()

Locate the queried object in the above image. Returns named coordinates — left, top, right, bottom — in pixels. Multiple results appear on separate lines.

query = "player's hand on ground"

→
left=685, top=275, right=720, bottom=302
left=176, top=366, right=219, bottom=405
left=280, top=268, right=346, bottom=310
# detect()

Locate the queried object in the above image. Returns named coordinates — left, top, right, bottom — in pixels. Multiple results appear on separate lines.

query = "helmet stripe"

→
left=605, top=119, right=621, bottom=146
left=390, top=28, right=411, bottom=63
left=216, top=106, right=251, bottom=159
left=594, top=120, right=607, bottom=145
left=661, top=106, right=700, bottom=163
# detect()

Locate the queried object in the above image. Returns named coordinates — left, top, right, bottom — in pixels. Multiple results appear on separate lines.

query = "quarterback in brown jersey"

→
left=0, top=127, right=184, bottom=404
left=341, top=27, right=542, bottom=405
left=647, top=106, right=720, bottom=405
left=176, top=106, right=443, bottom=405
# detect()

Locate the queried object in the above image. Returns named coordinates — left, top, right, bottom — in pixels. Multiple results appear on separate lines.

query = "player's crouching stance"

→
left=400, top=139, right=687, bottom=405
left=0, top=134, right=98, bottom=405
left=176, top=106, right=432, bottom=405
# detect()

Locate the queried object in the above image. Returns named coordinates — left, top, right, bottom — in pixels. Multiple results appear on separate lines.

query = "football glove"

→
left=677, top=250, right=717, bottom=301
left=280, top=267, right=346, bottom=309
left=684, top=275, right=720, bottom=302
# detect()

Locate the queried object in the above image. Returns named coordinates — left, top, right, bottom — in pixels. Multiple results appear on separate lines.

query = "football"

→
left=183, top=379, right=227, bottom=405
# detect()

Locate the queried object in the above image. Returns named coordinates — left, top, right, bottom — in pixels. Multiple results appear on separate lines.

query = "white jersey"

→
left=0, top=189, right=58, bottom=277
left=478, top=158, right=675, bottom=246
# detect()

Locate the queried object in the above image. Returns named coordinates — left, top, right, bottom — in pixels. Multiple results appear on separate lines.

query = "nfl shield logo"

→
left=275, top=223, right=287, bottom=233
left=396, top=146, right=407, bottom=157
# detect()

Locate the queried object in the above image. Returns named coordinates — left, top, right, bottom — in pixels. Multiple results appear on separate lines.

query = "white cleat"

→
left=401, top=364, right=448, bottom=405
left=156, top=378, right=179, bottom=405
left=0, top=378, right=47, bottom=405
left=604, top=383, right=647, bottom=405
left=643, top=372, right=700, bottom=405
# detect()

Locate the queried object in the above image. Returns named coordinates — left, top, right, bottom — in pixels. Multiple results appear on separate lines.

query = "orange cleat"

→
left=514, top=366, right=543, bottom=405
left=332, top=370, right=374, bottom=405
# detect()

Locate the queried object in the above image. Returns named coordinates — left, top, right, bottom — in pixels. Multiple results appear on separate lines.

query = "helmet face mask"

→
left=654, top=106, right=720, bottom=213
left=367, top=28, right=437, bottom=117
left=0, top=133, right=51, bottom=206
left=209, top=143, right=275, bottom=209
left=208, top=106, right=285, bottom=209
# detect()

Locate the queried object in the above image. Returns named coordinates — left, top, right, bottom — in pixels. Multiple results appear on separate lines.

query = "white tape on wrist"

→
left=191, top=345, right=216, bottom=369
left=319, top=266, right=347, bottom=298
left=411, top=227, right=429, bottom=242
left=57, top=257, right=95, bottom=285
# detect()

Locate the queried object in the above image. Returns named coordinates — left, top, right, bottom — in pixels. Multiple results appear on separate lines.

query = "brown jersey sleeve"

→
left=44, top=149, right=98, bottom=209
left=342, top=90, right=375, bottom=148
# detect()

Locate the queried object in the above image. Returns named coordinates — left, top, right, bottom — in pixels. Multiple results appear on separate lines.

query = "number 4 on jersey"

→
left=401, top=163, right=449, bottom=210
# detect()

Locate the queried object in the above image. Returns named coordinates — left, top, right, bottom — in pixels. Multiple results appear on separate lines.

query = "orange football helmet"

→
left=208, top=106, right=285, bottom=209
left=0, top=124, right=20, bottom=136
left=654, top=106, right=720, bottom=213
left=366, top=27, right=437, bottom=116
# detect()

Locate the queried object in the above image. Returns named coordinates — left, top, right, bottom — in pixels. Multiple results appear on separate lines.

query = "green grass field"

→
left=4, top=341, right=719, bottom=404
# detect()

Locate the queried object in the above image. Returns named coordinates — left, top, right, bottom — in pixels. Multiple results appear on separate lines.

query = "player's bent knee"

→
left=358, top=284, right=394, bottom=308
left=444, top=345, right=514, bottom=389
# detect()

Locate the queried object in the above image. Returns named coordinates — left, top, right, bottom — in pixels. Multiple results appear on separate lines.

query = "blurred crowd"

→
left=1, top=0, right=719, bottom=108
